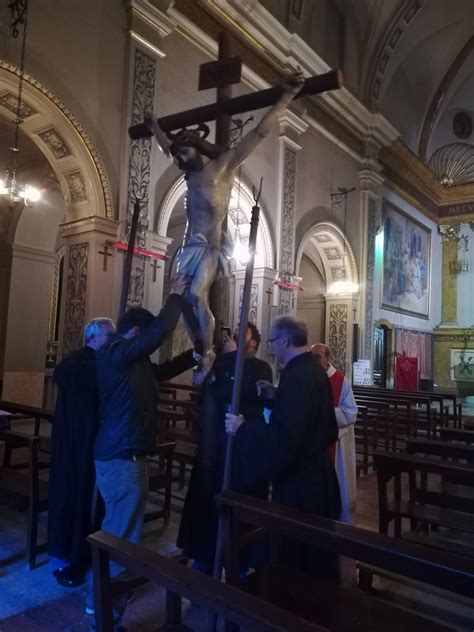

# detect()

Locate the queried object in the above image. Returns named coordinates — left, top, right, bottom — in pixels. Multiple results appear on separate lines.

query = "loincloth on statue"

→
left=176, top=232, right=234, bottom=277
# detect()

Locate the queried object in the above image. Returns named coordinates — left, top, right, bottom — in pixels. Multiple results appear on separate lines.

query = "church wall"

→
left=16, top=0, right=128, bottom=209
left=372, top=189, right=442, bottom=333
left=295, top=128, right=361, bottom=267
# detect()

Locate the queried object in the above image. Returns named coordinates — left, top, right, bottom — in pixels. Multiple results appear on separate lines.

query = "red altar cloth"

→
left=395, top=356, right=419, bottom=391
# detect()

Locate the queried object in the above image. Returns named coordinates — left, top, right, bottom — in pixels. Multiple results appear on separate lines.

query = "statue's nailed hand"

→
left=281, top=69, right=305, bottom=97
left=170, top=273, right=190, bottom=296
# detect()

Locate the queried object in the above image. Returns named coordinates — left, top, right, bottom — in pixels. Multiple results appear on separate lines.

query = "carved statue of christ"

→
left=145, top=71, right=304, bottom=384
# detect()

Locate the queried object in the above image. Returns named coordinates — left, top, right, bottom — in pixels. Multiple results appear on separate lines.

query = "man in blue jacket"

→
left=87, top=274, right=188, bottom=628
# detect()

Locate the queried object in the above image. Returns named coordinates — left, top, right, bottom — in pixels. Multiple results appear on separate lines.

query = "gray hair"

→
left=84, top=317, right=115, bottom=344
left=272, top=315, right=308, bottom=347
left=311, top=343, right=330, bottom=358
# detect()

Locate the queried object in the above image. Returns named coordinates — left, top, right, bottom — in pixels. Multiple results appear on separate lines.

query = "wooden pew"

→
left=0, top=400, right=53, bottom=436
left=216, top=491, right=469, bottom=631
left=0, top=429, right=49, bottom=569
left=405, top=436, right=474, bottom=465
left=354, top=385, right=459, bottom=429
left=144, top=442, right=175, bottom=525
left=88, top=530, right=324, bottom=632
left=439, top=426, right=474, bottom=445
left=374, top=450, right=474, bottom=560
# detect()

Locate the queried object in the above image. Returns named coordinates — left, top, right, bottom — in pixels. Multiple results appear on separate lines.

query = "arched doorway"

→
left=155, top=174, right=275, bottom=360
left=296, top=221, right=359, bottom=372
left=0, top=64, right=113, bottom=405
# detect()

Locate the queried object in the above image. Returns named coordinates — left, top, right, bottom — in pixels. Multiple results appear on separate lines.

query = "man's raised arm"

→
left=224, top=70, right=305, bottom=172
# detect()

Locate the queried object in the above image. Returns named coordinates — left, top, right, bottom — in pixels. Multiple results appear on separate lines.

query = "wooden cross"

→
left=150, top=258, right=161, bottom=283
left=98, top=245, right=113, bottom=272
left=265, top=286, right=273, bottom=305
left=129, top=44, right=342, bottom=141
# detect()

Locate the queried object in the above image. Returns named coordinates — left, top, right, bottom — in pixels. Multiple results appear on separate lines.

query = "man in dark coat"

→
left=87, top=274, right=188, bottom=627
left=48, top=317, right=116, bottom=587
left=177, top=322, right=273, bottom=572
left=225, top=316, right=341, bottom=581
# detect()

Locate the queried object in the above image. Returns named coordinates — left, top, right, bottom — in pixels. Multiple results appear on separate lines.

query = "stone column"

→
left=325, top=292, right=359, bottom=377
left=231, top=266, right=277, bottom=364
left=59, top=216, right=120, bottom=358
left=119, top=4, right=171, bottom=309
left=440, top=236, right=458, bottom=326
left=275, top=110, right=308, bottom=315
left=358, top=167, right=383, bottom=362
left=1, top=244, right=56, bottom=406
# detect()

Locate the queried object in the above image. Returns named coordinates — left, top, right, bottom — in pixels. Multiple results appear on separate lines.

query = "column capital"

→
left=60, top=216, right=119, bottom=240
left=147, top=231, right=173, bottom=257
left=358, top=167, right=384, bottom=193
left=278, top=109, right=308, bottom=150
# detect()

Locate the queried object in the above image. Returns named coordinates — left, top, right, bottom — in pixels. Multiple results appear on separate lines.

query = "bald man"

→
left=311, top=343, right=358, bottom=523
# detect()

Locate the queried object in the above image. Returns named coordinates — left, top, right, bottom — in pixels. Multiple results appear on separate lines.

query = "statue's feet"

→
left=193, top=349, right=216, bottom=386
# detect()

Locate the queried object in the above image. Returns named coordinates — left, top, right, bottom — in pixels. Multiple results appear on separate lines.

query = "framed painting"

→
left=381, top=199, right=431, bottom=318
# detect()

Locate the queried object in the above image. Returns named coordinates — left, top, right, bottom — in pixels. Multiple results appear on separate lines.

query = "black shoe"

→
left=53, top=566, right=85, bottom=588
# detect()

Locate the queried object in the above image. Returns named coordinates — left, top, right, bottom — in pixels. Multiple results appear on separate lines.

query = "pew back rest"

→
left=215, top=490, right=474, bottom=599
left=87, top=530, right=325, bottom=632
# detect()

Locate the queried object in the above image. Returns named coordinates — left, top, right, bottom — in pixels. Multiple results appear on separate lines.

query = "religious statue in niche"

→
left=144, top=71, right=304, bottom=384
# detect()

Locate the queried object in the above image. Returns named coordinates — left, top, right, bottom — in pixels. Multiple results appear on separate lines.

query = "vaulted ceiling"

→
left=262, top=0, right=474, bottom=168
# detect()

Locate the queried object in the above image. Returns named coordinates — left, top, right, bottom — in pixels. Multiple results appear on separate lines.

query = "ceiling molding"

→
left=363, top=0, right=427, bottom=105
left=418, top=36, right=474, bottom=160
left=381, top=139, right=474, bottom=222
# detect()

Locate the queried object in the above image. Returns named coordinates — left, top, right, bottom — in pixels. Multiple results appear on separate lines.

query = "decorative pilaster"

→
left=276, top=110, right=308, bottom=315
left=59, top=216, right=120, bottom=358
left=125, top=49, right=156, bottom=308
left=326, top=293, right=359, bottom=376
left=440, top=238, right=458, bottom=326
left=62, top=243, right=89, bottom=356
left=120, top=5, right=170, bottom=308
left=358, top=167, right=384, bottom=361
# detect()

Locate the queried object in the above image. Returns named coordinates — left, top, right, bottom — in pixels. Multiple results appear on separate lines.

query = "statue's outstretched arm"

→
left=224, top=70, right=305, bottom=171
left=144, top=110, right=172, bottom=157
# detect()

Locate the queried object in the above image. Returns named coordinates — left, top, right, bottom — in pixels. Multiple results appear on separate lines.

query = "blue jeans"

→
left=86, top=457, right=148, bottom=621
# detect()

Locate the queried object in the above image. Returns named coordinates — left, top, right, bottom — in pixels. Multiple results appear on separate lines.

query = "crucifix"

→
left=131, top=31, right=342, bottom=384
left=265, top=286, right=273, bottom=305
left=98, top=245, right=113, bottom=272
left=150, top=258, right=161, bottom=283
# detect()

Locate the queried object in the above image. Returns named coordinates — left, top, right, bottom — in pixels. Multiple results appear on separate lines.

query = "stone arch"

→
left=0, top=62, right=113, bottom=221
left=296, top=220, right=359, bottom=292
left=156, top=173, right=275, bottom=269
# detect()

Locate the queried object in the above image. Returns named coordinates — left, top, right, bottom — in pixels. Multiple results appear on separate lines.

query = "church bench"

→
left=0, top=400, right=53, bottom=436
left=0, top=429, right=49, bottom=569
left=87, top=530, right=324, bottom=632
left=374, top=449, right=474, bottom=569
left=144, top=442, right=175, bottom=525
left=405, top=436, right=474, bottom=464
left=439, top=426, right=474, bottom=444
left=215, top=491, right=470, bottom=631
left=354, top=396, right=406, bottom=449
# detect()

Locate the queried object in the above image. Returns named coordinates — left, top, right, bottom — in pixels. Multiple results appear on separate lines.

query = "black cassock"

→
left=234, top=351, right=341, bottom=580
left=177, top=350, right=273, bottom=566
left=48, top=345, right=99, bottom=568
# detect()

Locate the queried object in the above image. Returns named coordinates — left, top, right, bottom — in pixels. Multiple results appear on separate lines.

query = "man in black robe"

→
left=48, top=317, right=116, bottom=587
left=225, top=315, right=341, bottom=580
left=177, top=323, right=273, bottom=572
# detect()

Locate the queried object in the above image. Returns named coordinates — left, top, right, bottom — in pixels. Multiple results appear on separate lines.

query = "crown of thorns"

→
left=168, top=124, right=210, bottom=151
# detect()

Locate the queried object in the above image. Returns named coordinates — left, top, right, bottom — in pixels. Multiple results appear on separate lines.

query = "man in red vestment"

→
left=311, top=344, right=358, bottom=523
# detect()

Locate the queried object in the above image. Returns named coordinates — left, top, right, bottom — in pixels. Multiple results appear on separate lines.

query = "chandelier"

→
left=0, top=0, right=41, bottom=207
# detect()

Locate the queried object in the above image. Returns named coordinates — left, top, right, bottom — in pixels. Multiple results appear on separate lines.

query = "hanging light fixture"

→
left=0, top=0, right=41, bottom=207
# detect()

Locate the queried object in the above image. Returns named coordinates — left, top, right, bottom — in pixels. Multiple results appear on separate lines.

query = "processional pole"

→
left=211, top=178, right=263, bottom=588
left=118, top=198, right=141, bottom=320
